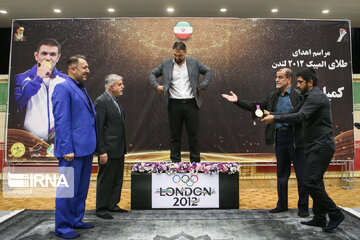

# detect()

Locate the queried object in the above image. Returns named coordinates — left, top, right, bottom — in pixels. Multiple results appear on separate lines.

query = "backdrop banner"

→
left=6, top=18, right=353, bottom=164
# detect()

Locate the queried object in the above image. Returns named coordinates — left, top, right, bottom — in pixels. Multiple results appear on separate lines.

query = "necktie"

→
left=78, top=83, right=93, bottom=111
left=114, top=99, right=122, bottom=115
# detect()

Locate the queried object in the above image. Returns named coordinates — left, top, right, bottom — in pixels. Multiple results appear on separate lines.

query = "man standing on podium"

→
left=222, top=68, right=309, bottom=218
left=149, top=42, right=213, bottom=163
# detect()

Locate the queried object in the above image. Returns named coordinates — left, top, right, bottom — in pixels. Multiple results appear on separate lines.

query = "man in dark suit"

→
left=149, top=42, right=213, bottom=162
left=222, top=68, right=309, bottom=218
left=52, top=55, right=96, bottom=239
left=95, top=74, right=127, bottom=219
left=262, top=68, right=345, bottom=231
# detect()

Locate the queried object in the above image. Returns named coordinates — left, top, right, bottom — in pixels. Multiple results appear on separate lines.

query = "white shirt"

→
left=23, top=75, right=66, bottom=141
left=169, top=60, right=194, bottom=99
left=337, top=32, right=347, bottom=42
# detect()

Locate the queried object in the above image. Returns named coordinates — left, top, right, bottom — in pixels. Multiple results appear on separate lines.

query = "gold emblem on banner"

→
left=11, top=142, right=26, bottom=158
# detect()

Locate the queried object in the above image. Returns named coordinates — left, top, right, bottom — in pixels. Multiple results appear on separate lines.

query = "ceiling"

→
left=1, top=0, right=360, bottom=28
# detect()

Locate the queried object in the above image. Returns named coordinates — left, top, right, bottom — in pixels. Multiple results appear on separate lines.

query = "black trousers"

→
left=96, top=156, right=125, bottom=214
left=168, top=99, right=200, bottom=162
left=275, top=129, right=309, bottom=212
left=304, top=146, right=343, bottom=222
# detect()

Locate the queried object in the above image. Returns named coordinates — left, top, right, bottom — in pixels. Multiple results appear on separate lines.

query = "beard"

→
left=15, top=33, right=24, bottom=40
left=300, top=85, right=309, bottom=94
left=175, top=58, right=184, bottom=65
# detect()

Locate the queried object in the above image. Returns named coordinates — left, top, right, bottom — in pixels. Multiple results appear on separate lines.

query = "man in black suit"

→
left=95, top=74, right=127, bottom=219
left=222, top=68, right=309, bottom=218
left=149, top=42, right=213, bottom=162
left=262, top=68, right=345, bottom=231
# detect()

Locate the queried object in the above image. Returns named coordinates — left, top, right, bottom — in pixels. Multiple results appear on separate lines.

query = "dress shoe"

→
left=298, top=211, right=310, bottom=218
left=74, top=222, right=94, bottom=229
left=55, top=231, right=80, bottom=239
left=96, top=213, right=113, bottom=219
left=110, top=206, right=128, bottom=212
left=301, top=219, right=326, bottom=228
left=322, top=214, right=345, bottom=232
left=269, top=208, right=287, bottom=213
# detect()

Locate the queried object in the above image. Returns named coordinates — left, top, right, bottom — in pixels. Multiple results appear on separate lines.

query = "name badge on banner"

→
left=152, top=173, right=219, bottom=208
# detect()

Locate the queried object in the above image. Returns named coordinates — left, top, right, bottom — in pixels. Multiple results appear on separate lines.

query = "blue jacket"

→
left=14, top=65, right=67, bottom=131
left=52, top=75, right=97, bottom=158
left=15, top=65, right=65, bottom=109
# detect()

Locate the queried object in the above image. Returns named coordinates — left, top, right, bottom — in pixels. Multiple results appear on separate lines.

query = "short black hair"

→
left=296, top=68, right=318, bottom=86
left=173, top=42, right=186, bottom=51
left=36, top=38, right=61, bottom=54
left=67, top=55, right=86, bottom=69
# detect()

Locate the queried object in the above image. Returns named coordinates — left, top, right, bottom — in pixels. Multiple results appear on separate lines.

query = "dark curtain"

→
left=0, top=28, right=11, bottom=74
left=352, top=28, right=360, bottom=73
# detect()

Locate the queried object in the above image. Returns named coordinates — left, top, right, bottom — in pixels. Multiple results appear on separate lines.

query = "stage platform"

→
left=0, top=208, right=359, bottom=239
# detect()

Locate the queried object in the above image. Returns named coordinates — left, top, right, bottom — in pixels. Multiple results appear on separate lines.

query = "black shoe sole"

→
left=322, top=215, right=345, bottom=231
left=96, top=214, right=113, bottom=219
left=301, top=220, right=326, bottom=228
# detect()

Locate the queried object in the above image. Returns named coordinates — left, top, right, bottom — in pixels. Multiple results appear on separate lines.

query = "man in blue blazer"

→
left=52, top=55, right=96, bottom=239
left=149, top=42, right=213, bottom=162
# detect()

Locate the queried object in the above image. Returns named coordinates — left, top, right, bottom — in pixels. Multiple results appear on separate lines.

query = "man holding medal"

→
left=222, top=68, right=309, bottom=217
left=262, top=68, right=345, bottom=231
left=14, top=38, right=66, bottom=142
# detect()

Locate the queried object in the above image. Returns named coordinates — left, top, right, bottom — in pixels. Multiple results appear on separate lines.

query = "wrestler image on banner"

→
left=8, top=38, right=65, bottom=160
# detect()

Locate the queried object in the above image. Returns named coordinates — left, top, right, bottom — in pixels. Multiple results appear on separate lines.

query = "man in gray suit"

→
left=149, top=42, right=213, bottom=162
left=95, top=74, right=127, bottom=219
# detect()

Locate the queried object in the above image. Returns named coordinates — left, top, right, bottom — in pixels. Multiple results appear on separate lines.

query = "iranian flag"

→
left=174, top=21, right=193, bottom=39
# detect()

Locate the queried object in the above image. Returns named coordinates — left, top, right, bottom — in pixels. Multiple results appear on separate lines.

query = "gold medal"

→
left=254, top=104, right=264, bottom=118
left=41, top=61, right=52, bottom=69
left=255, top=108, right=264, bottom=118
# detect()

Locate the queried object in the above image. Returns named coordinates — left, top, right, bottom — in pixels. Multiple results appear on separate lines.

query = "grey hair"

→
left=105, top=74, right=123, bottom=89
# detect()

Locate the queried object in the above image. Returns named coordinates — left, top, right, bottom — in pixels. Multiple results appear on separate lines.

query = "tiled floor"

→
left=1, top=186, right=359, bottom=211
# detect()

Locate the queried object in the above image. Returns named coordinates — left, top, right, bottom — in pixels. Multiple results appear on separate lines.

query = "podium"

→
left=131, top=162, right=239, bottom=209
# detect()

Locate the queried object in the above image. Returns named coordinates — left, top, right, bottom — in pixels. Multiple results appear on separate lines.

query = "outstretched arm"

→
left=221, top=91, right=238, bottom=102
left=262, top=95, right=321, bottom=124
